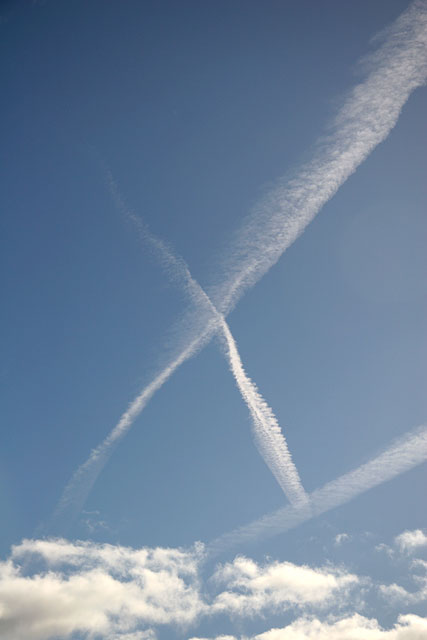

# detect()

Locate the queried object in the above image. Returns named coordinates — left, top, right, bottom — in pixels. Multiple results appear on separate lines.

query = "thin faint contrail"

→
left=137, top=234, right=309, bottom=508
left=49, top=0, right=427, bottom=529
left=207, top=424, right=427, bottom=556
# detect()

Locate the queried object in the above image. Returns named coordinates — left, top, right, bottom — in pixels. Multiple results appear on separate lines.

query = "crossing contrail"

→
left=137, top=223, right=309, bottom=507
left=114, top=182, right=308, bottom=506
left=207, top=424, right=427, bottom=556
left=48, top=178, right=307, bottom=530
left=48, top=0, right=427, bottom=530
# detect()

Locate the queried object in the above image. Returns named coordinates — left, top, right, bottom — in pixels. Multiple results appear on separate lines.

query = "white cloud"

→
left=114, top=633, right=157, bottom=640
left=379, top=538, right=427, bottom=606
left=191, top=637, right=235, bottom=640
left=211, top=556, right=358, bottom=616
left=375, top=543, right=394, bottom=557
left=0, top=539, right=363, bottom=640
left=395, top=530, right=427, bottom=553
left=334, top=533, right=350, bottom=546
left=379, top=574, right=427, bottom=606
left=0, top=539, right=206, bottom=640
left=189, top=613, right=427, bottom=640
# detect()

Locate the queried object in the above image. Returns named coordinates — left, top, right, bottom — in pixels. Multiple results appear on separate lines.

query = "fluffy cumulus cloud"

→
left=374, top=529, right=427, bottom=607
left=189, top=613, right=427, bottom=640
left=0, top=539, right=360, bottom=640
left=379, top=557, right=427, bottom=606
left=394, top=530, right=427, bottom=553
left=211, top=556, right=358, bottom=616
left=4, top=536, right=427, bottom=640
left=0, top=538, right=205, bottom=640
left=334, top=533, right=351, bottom=546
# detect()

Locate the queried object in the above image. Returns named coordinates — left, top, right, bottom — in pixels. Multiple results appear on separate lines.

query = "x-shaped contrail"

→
left=47, top=0, right=427, bottom=549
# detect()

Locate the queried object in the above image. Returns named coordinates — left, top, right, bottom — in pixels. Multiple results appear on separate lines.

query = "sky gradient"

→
left=1, top=1, right=427, bottom=639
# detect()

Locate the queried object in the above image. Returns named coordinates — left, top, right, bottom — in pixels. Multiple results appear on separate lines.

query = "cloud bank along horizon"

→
left=2, top=526, right=427, bottom=640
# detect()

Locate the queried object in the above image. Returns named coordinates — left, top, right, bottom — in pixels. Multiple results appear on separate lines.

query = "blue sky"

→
left=1, top=1, right=427, bottom=639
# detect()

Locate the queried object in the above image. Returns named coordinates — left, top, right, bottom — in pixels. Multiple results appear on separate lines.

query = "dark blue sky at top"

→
left=1, top=2, right=425, bottom=606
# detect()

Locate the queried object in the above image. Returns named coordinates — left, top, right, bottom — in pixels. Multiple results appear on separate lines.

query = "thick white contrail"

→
left=208, top=0, right=427, bottom=315
left=207, top=424, right=427, bottom=556
left=217, top=319, right=308, bottom=507
left=49, top=0, right=427, bottom=528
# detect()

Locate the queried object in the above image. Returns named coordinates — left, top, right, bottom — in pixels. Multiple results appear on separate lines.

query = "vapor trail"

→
left=48, top=329, right=212, bottom=531
left=51, top=175, right=307, bottom=528
left=208, top=0, right=427, bottom=315
left=207, top=424, right=427, bottom=556
left=217, top=319, right=308, bottom=507
left=145, top=240, right=309, bottom=507
left=113, top=179, right=309, bottom=506
left=49, top=0, right=427, bottom=529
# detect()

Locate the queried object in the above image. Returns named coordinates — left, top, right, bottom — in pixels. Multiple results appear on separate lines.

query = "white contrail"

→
left=49, top=0, right=427, bottom=528
left=48, top=329, right=212, bottom=530
left=217, top=319, right=308, bottom=507
left=144, top=242, right=309, bottom=507
left=207, top=424, right=427, bottom=556
left=139, top=241, right=310, bottom=508
left=122, top=210, right=308, bottom=507
left=208, top=0, right=427, bottom=315
left=50, top=181, right=307, bottom=529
